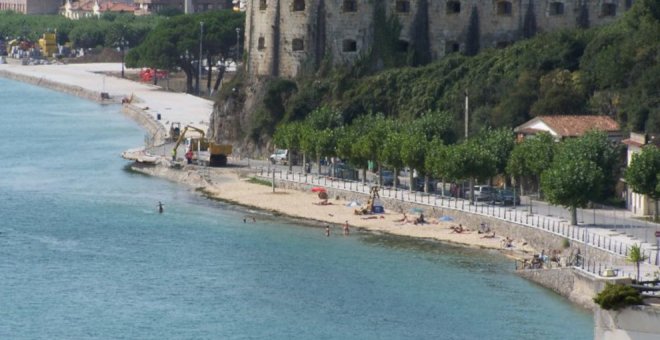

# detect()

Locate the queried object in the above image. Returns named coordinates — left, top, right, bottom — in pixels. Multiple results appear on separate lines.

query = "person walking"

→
left=343, top=220, right=350, bottom=236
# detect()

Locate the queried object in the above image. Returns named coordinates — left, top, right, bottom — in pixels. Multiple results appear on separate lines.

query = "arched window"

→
left=496, top=1, right=512, bottom=16
left=292, top=38, right=304, bottom=51
left=259, top=0, right=267, bottom=10
left=258, top=37, right=266, bottom=50
left=342, top=39, right=357, bottom=52
left=446, top=1, right=461, bottom=15
left=343, top=0, right=357, bottom=12
left=396, top=1, right=410, bottom=13
left=602, top=3, right=617, bottom=16
left=549, top=2, right=564, bottom=16
left=293, top=0, right=305, bottom=11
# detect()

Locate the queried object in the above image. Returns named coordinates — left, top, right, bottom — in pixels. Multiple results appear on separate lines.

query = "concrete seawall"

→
left=0, top=69, right=115, bottom=103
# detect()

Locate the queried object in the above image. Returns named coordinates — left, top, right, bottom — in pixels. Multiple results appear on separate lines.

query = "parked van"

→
left=465, top=185, right=494, bottom=201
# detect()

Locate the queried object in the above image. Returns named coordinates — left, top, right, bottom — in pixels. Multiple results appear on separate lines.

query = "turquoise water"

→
left=0, top=78, right=593, bottom=339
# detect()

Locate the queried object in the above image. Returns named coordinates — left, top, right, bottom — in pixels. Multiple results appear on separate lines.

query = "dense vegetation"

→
left=250, top=0, right=659, bottom=140
left=593, top=283, right=643, bottom=310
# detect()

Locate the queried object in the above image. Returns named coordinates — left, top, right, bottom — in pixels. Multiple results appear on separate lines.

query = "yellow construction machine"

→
left=171, top=125, right=232, bottom=167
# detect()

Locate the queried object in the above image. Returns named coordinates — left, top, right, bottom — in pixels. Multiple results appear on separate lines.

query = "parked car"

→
left=373, top=170, right=395, bottom=186
left=269, top=149, right=297, bottom=165
left=490, top=188, right=521, bottom=205
left=414, top=177, right=438, bottom=192
left=465, top=185, right=494, bottom=201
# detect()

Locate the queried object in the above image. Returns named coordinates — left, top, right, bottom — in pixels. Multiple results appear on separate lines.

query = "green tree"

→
left=506, top=132, right=555, bottom=194
left=126, top=10, right=244, bottom=94
left=378, top=121, right=404, bottom=187
left=541, top=158, right=603, bottom=225
left=627, top=244, right=649, bottom=282
left=625, top=146, right=660, bottom=221
left=272, top=121, right=301, bottom=171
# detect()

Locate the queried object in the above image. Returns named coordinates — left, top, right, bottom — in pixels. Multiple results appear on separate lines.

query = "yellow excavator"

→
left=171, top=125, right=232, bottom=167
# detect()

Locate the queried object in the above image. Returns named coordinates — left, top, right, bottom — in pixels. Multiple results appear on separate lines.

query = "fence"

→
left=254, top=167, right=659, bottom=267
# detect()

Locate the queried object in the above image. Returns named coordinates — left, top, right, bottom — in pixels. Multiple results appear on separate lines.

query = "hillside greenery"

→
left=248, top=0, right=659, bottom=141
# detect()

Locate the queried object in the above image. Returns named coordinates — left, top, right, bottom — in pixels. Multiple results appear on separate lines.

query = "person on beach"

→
left=325, top=225, right=331, bottom=237
left=157, top=201, right=164, bottom=213
left=343, top=221, right=350, bottom=236
left=171, top=149, right=176, bottom=161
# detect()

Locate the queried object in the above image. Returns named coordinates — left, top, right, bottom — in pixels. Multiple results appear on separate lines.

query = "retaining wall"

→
left=0, top=69, right=116, bottom=103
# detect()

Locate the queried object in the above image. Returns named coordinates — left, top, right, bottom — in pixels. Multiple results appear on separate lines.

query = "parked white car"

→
left=465, top=185, right=494, bottom=201
left=269, top=149, right=288, bottom=164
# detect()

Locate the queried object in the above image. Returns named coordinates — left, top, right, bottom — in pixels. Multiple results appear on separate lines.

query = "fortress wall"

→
left=247, top=0, right=634, bottom=79
left=277, top=1, right=317, bottom=78
left=324, top=1, right=374, bottom=67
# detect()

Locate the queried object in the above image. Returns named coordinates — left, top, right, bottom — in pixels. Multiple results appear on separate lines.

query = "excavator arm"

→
left=171, top=125, right=206, bottom=159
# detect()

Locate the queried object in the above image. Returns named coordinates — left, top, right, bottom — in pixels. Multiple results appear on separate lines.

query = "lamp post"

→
left=120, top=37, right=126, bottom=78
left=197, top=21, right=204, bottom=96
left=235, top=27, right=241, bottom=63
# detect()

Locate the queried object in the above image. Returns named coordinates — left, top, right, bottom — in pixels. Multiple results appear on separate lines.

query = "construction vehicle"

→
left=169, top=122, right=182, bottom=142
left=171, top=125, right=232, bottom=167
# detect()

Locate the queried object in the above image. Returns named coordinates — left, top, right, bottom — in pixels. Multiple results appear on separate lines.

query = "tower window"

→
left=258, top=37, right=266, bottom=50
left=259, top=0, right=267, bottom=10
left=446, top=41, right=460, bottom=53
left=396, top=1, right=410, bottom=13
left=446, top=1, right=461, bottom=14
left=342, top=39, right=357, bottom=52
left=293, top=0, right=305, bottom=11
left=292, top=38, right=304, bottom=51
left=602, top=3, right=616, bottom=17
left=496, top=1, right=512, bottom=16
left=549, top=2, right=564, bottom=16
left=343, top=0, right=357, bottom=12
left=397, top=40, right=409, bottom=52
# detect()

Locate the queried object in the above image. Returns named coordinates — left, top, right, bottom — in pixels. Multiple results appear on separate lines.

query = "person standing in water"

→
left=158, top=201, right=164, bottom=213
left=325, top=225, right=330, bottom=237
left=343, top=221, right=350, bottom=236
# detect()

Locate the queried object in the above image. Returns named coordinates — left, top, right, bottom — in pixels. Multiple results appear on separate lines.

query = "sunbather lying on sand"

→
left=450, top=224, right=469, bottom=233
left=480, top=232, right=496, bottom=239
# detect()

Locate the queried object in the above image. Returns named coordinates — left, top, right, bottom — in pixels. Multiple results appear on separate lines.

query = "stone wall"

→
left=246, top=0, right=630, bottom=78
left=517, top=267, right=632, bottom=309
left=595, top=305, right=660, bottom=339
left=0, top=68, right=117, bottom=103
left=122, top=103, right=168, bottom=146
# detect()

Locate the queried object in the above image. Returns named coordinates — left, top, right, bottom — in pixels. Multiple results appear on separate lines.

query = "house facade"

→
left=622, top=132, right=660, bottom=217
left=62, top=1, right=136, bottom=19
left=135, top=0, right=231, bottom=15
left=0, top=0, right=62, bottom=14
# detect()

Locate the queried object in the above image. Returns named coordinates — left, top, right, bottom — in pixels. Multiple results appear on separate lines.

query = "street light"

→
left=119, top=37, right=127, bottom=78
left=235, top=27, right=241, bottom=63
left=197, top=21, right=204, bottom=96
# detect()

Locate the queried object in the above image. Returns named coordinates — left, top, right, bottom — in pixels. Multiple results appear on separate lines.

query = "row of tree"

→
left=274, top=106, right=660, bottom=224
left=0, top=11, right=161, bottom=49
left=125, top=10, right=244, bottom=94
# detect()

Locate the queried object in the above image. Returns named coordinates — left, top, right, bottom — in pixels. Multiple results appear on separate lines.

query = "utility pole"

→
left=465, top=89, right=474, bottom=205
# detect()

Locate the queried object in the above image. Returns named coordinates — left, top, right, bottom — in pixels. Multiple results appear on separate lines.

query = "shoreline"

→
left=0, top=61, right=629, bottom=311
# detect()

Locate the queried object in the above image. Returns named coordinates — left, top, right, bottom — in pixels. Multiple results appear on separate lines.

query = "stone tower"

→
left=245, top=0, right=632, bottom=79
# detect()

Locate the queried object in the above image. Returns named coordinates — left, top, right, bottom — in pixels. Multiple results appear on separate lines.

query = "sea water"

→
left=0, top=77, right=593, bottom=339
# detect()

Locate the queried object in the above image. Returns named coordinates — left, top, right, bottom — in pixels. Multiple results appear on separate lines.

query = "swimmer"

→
left=157, top=201, right=164, bottom=214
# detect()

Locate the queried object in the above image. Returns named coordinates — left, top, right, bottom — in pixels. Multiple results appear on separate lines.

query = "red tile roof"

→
left=535, top=115, right=620, bottom=137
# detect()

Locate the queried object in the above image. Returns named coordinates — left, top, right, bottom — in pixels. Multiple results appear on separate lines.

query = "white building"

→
left=622, top=132, right=660, bottom=217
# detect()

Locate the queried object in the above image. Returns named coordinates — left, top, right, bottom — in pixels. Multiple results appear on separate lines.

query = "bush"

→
left=561, top=238, right=570, bottom=249
left=593, top=283, right=643, bottom=310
